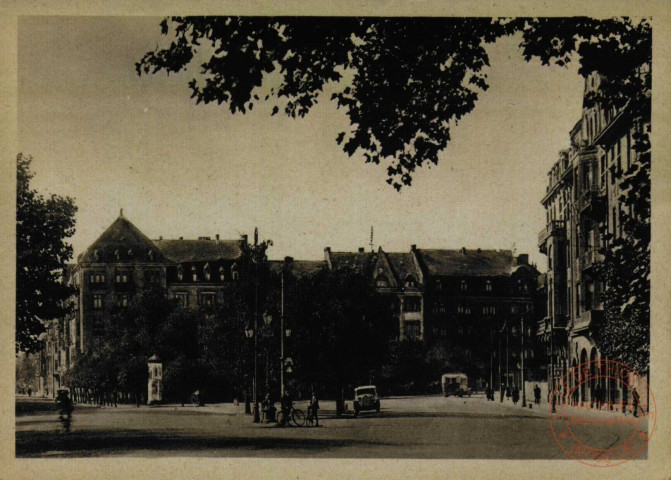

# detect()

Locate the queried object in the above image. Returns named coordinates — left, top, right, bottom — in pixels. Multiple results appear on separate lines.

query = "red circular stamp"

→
left=548, top=359, right=656, bottom=467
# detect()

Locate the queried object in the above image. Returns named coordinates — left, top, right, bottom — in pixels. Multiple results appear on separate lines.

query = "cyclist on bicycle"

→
left=280, top=389, right=293, bottom=415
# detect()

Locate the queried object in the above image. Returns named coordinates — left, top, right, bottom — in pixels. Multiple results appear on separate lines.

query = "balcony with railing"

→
left=538, top=220, right=566, bottom=251
left=578, top=248, right=604, bottom=272
left=573, top=309, right=603, bottom=333
left=576, top=184, right=605, bottom=216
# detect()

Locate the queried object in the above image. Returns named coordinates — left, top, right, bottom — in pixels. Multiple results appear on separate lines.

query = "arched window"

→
left=204, top=263, right=211, bottom=281
left=127, top=248, right=133, bottom=258
left=548, top=245, right=553, bottom=270
left=404, top=275, right=416, bottom=288
left=219, top=266, right=225, bottom=281
left=115, top=249, right=121, bottom=260
left=485, top=280, right=492, bottom=292
left=177, top=265, right=184, bottom=281
left=375, top=275, right=389, bottom=287
left=460, top=280, right=468, bottom=292
left=191, top=265, right=198, bottom=282
left=148, top=249, right=155, bottom=261
left=231, top=263, right=239, bottom=281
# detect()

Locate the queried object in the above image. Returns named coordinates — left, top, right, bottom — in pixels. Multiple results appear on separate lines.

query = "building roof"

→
left=328, top=250, right=376, bottom=272
left=79, top=212, right=171, bottom=264
left=383, top=252, right=420, bottom=281
left=269, top=259, right=326, bottom=279
left=416, top=248, right=517, bottom=277
left=153, top=238, right=242, bottom=263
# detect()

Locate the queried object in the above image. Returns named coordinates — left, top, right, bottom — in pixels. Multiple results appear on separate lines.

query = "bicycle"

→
left=276, top=407, right=306, bottom=427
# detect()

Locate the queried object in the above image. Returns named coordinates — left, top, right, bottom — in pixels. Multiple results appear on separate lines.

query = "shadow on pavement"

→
left=16, top=430, right=387, bottom=457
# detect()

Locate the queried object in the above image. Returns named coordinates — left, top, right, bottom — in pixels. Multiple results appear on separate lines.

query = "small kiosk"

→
left=148, top=354, right=163, bottom=404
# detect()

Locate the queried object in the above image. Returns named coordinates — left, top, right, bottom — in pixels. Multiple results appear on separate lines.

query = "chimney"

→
left=284, top=256, right=294, bottom=268
left=216, top=234, right=220, bottom=241
left=410, top=244, right=417, bottom=251
left=159, top=236, right=163, bottom=240
left=477, top=248, right=482, bottom=253
left=358, top=247, right=364, bottom=253
left=461, top=247, right=466, bottom=255
left=517, top=254, right=529, bottom=265
left=324, top=247, right=331, bottom=262
left=241, top=234, right=248, bottom=244
left=179, top=236, right=184, bottom=240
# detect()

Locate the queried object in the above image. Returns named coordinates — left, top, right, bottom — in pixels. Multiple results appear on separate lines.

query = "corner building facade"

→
left=537, top=71, right=649, bottom=409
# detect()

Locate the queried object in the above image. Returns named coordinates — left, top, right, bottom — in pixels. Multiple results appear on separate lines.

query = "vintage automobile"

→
left=353, top=385, right=381, bottom=415
left=441, top=373, right=472, bottom=397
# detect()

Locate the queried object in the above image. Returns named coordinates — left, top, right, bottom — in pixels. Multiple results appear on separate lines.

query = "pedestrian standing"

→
left=310, top=391, right=320, bottom=427
left=500, top=383, right=505, bottom=403
left=512, top=386, right=519, bottom=405
left=534, top=384, right=541, bottom=405
left=506, top=385, right=511, bottom=401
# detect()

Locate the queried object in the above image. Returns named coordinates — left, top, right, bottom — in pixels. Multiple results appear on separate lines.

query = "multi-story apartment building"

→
left=39, top=211, right=540, bottom=396
left=38, top=211, right=249, bottom=396
left=537, top=71, right=649, bottom=408
left=325, top=245, right=541, bottom=389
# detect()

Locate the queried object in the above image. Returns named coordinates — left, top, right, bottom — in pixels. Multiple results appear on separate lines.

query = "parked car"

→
left=441, top=373, right=472, bottom=397
left=353, top=385, right=380, bottom=415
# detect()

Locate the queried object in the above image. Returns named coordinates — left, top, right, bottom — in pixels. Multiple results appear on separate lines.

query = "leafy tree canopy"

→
left=16, top=154, right=77, bottom=353
left=137, top=16, right=650, bottom=189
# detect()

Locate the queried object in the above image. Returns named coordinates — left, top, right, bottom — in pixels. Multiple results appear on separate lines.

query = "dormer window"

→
left=177, top=265, right=184, bottom=281
left=219, top=266, right=225, bottom=281
left=375, top=275, right=389, bottom=287
left=460, top=280, right=468, bottom=292
left=148, top=249, right=155, bottom=261
left=231, top=263, right=239, bottom=281
left=127, top=249, right=133, bottom=258
left=191, top=266, right=198, bottom=282
left=204, top=263, right=211, bottom=281
left=518, top=279, right=528, bottom=293
left=404, top=275, right=416, bottom=288
left=115, top=249, right=120, bottom=260
left=485, top=280, right=492, bottom=292
left=93, top=249, right=99, bottom=261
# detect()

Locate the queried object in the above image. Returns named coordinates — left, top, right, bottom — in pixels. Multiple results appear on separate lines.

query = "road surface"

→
left=16, top=395, right=647, bottom=459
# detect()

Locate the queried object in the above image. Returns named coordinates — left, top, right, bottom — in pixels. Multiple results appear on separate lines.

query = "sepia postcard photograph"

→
left=4, top=1, right=671, bottom=479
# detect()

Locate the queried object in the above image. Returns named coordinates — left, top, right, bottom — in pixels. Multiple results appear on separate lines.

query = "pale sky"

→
left=18, top=16, right=585, bottom=268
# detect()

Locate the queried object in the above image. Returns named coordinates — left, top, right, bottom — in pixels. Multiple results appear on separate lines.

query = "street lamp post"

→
left=280, top=269, right=285, bottom=398
left=244, top=227, right=272, bottom=424
left=521, top=314, right=526, bottom=408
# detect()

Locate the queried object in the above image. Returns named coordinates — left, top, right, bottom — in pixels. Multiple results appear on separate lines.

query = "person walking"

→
left=500, top=383, right=505, bottom=403
left=512, top=386, right=519, bottom=405
left=534, top=384, right=541, bottom=405
left=506, top=385, right=512, bottom=402
left=309, top=391, right=320, bottom=427
left=632, top=387, right=640, bottom=418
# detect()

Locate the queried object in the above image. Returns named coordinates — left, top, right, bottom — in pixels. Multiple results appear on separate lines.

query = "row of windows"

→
left=433, top=303, right=530, bottom=316
left=176, top=264, right=239, bottom=282
left=89, top=272, right=140, bottom=284
left=92, top=293, right=131, bottom=309
left=173, top=292, right=216, bottom=308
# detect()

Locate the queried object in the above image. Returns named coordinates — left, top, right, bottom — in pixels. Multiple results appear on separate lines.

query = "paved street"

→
left=16, top=395, right=648, bottom=459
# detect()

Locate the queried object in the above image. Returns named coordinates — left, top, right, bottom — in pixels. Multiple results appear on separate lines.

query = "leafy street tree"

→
left=136, top=17, right=650, bottom=189
left=291, top=267, right=394, bottom=410
left=16, top=153, right=77, bottom=353
left=137, top=16, right=651, bottom=372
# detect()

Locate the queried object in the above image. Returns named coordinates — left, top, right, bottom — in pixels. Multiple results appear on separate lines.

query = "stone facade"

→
left=536, top=71, right=649, bottom=408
